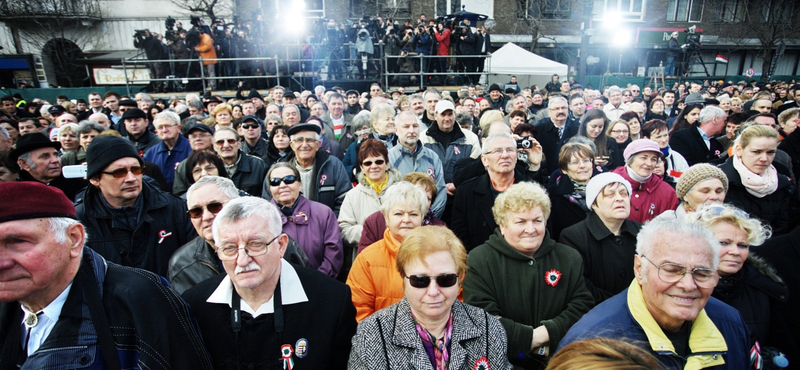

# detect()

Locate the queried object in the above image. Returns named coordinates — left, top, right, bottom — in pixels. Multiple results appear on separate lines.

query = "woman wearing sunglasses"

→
left=339, top=138, right=403, bottom=253
left=267, top=163, right=343, bottom=278
left=463, top=182, right=593, bottom=369
left=349, top=226, right=513, bottom=370
left=689, top=203, right=787, bottom=354
left=347, top=182, right=429, bottom=322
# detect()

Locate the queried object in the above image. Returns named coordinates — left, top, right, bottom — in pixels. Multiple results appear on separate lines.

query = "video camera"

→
left=133, top=29, right=149, bottom=40
left=164, top=16, right=180, bottom=42
left=681, top=25, right=701, bottom=51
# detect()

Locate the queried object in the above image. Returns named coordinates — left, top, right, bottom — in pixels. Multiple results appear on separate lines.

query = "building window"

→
left=715, top=0, right=744, bottom=22
left=527, top=0, right=571, bottom=19
left=667, top=0, right=703, bottom=22
left=593, top=0, right=646, bottom=22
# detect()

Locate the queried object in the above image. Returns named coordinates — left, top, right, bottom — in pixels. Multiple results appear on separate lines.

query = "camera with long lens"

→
left=165, top=16, right=179, bottom=42
left=133, top=29, right=149, bottom=41
left=681, top=25, right=701, bottom=51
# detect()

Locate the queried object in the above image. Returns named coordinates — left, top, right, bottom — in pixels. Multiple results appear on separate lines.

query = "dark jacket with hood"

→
left=75, top=179, right=196, bottom=277
left=712, top=255, right=788, bottom=347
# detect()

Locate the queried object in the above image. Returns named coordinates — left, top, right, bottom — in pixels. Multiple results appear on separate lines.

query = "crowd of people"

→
left=129, top=13, right=492, bottom=92
left=1, top=76, right=800, bottom=369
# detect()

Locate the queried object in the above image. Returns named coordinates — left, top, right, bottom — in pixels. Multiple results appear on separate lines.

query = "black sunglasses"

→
left=102, top=166, right=145, bottom=179
left=242, top=123, right=259, bottom=129
left=362, top=159, right=385, bottom=167
left=269, top=175, right=298, bottom=187
left=187, top=201, right=225, bottom=219
left=405, top=274, right=459, bottom=289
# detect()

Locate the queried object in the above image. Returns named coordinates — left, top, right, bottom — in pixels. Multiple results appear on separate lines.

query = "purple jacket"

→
left=272, top=196, right=344, bottom=278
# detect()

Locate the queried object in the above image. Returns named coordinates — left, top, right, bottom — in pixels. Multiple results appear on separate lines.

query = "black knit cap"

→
left=85, top=136, right=143, bottom=179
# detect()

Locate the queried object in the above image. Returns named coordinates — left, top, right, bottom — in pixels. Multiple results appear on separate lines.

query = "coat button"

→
left=619, top=270, right=626, bottom=278
left=635, top=207, right=639, bottom=210
left=79, top=355, right=91, bottom=365
left=528, top=261, right=533, bottom=266
left=482, top=221, right=487, bottom=226
left=634, top=194, right=639, bottom=198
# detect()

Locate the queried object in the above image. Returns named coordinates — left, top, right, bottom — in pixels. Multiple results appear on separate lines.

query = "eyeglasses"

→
left=486, top=147, right=517, bottom=156
left=405, top=274, right=459, bottom=288
left=361, top=159, right=385, bottom=167
left=699, top=204, right=749, bottom=219
left=216, top=233, right=283, bottom=260
left=611, top=129, right=629, bottom=135
left=187, top=201, right=226, bottom=219
left=155, top=124, right=178, bottom=131
left=242, top=123, right=260, bottom=129
left=640, top=255, right=717, bottom=288
left=102, top=166, right=145, bottom=178
left=269, top=175, right=298, bottom=186
left=189, top=133, right=211, bottom=140
left=568, top=158, right=593, bottom=166
left=292, top=137, right=317, bottom=144
left=215, top=138, right=238, bottom=146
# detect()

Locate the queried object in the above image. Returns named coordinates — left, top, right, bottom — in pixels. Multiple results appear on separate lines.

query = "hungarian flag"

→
left=716, top=55, right=729, bottom=63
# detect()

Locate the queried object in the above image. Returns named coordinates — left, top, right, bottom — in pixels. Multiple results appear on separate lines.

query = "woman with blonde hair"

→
left=689, top=202, right=787, bottom=351
left=210, top=103, right=233, bottom=129
left=720, top=124, right=796, bottom=234
left=464, top=182, right=593, bottom=369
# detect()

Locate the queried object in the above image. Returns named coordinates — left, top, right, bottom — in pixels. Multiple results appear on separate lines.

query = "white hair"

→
left=49, top=217, right=81, bottom=245
left=481, top=132, right=515, bottom=155
left=212, top=197, right=282, bottom=245
left=187, top=176, right=241, bottom=202
left=698, top=105, right=726, bottom=125
left=636, top=212, right=720, bottom=277
left=379, top=181, right=429, bottom=216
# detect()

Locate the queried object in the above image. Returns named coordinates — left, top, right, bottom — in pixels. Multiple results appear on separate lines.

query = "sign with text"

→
left=92, top=68, right=150, bottom=85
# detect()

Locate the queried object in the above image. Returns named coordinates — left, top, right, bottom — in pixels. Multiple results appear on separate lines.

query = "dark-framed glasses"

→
left=187, top=201, right=226, bottom=219
left=640, top=255, right=717, bottom=288
left=102, top=166, right=145, bottom=178
left=269, top=175, right=298, bottom=187
left=361, top=159, right=385, bottom=167
left=242, top=123, right=260, bottom=130
left=405, top=274, right=459, bottom=289
left=216, top=233, right=283, bottom=260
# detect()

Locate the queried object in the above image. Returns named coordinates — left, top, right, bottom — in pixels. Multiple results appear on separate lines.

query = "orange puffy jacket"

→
left=195, top=33, right=217, bottom=65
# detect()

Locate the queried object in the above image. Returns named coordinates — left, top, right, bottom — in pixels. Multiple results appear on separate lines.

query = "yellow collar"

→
left=626, top=280, right=727, bottom=369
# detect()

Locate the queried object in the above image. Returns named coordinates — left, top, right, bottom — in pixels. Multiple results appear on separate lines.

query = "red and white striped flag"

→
left=716, top=55, right=729, bottom=63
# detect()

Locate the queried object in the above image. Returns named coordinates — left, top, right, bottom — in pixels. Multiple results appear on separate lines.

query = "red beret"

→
left=0, top=181, right=77, bottom=223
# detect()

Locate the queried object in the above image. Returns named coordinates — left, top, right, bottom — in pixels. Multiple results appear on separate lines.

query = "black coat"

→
left=452, top=173, right=522, bottom=251
left=559, top=212, right=641, bottom=303
left=17, top=171, right=87, bottom=203
left=534, top=118, right=580, bottom=174
left=0, top=248, right=213, bottom=370
left=753, top=226, right=800, bottom=362
left=668, top=125, right=724, bottom=166
left=75, top=180, right=197, bottom=277
left=712, top=257, right=788, bottom=347
left=719, top=157, right=796, bottom=235
left=182, top=264, right=357, bottom=370
left=546, top=174, right=590, bottom=241
left=778, top=129, right=800, bottom=183
left=230, top=152, right=268, bottom=197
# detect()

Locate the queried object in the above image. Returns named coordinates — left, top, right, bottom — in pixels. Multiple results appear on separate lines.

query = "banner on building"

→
left=92, top=68, right=150, bottom=85
left=715, top=55, right=728, bottom=64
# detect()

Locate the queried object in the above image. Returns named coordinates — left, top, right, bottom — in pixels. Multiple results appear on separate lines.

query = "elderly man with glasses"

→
left=261, top=123, right=352, bottom=216
left=559, top=214, right=750, bottom=369
left=76, top=136, right=196, bottom=277
left=182, top=196, right=357, bottom=369
left=212, top=127, right=268, bottom=197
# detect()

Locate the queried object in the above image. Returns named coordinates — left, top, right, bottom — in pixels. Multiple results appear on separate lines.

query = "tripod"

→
left=682, top=48, right=710, bottom=77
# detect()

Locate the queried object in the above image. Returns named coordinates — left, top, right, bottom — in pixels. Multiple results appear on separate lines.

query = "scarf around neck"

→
left=732, top=154, right=778, bottom=198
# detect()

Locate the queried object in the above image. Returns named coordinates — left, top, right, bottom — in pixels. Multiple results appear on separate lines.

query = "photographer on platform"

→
left=665, top=31, right=680, bottom=77
left=134, top=29, right=168, bottom=93
left=194, top=27, right=217, bottom=90
left=412, top=23, right=432, bottom=76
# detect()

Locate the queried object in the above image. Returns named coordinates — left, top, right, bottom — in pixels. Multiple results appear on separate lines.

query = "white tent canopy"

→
left=484, top=42, right=568, bottom=89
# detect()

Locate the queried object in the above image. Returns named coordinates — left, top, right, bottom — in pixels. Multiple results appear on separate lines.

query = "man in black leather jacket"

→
left=168, top=176, right=310, bottom=294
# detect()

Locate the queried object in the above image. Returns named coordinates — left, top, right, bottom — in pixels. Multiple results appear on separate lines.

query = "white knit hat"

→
left=585, top=172, right=633, bottom=209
